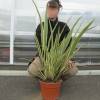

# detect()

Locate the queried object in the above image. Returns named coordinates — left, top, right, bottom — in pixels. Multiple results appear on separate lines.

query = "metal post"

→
left=10, top=0, right=15, bottom=64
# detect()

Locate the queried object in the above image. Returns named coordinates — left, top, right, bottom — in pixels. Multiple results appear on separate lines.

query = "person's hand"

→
left=68, top=60, right=76, bottom=69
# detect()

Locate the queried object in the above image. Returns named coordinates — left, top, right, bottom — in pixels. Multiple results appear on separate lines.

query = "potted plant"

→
left=31, top=0, right=94, bottom=100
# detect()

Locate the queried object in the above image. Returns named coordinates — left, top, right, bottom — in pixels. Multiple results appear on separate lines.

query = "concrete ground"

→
left=0, top=75, right=100, bottom=100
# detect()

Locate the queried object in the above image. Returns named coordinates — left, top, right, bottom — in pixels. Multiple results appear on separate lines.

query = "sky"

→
left=62, top=0, right=100, bottom=12
left=0, top=0, right=99, bottom=15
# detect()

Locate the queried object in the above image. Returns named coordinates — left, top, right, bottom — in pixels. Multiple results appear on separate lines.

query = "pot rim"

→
left=39, top=80, right=62, bottom=84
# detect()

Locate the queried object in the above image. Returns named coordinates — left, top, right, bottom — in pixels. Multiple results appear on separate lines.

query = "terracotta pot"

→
left=40, top=80, right=62, bottom=100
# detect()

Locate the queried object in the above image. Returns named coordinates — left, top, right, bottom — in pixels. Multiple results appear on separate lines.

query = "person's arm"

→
left=63, top=24, right=76, bottom=62
left=35, top=24, right=42, bottom=56
left=36, top=24, right=41, bottom=46
left=65, top=24, right=72, bottom=47
left=60, top=23, right=72, bottom=47
left=61, top=24, right=70, bottom=38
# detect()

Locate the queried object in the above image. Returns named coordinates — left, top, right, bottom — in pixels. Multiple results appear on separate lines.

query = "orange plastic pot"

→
left=40, top=80, right=62, bottom=100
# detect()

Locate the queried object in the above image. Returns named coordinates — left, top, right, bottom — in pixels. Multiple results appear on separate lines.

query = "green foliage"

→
left=32, top=0, right=94, bottom=82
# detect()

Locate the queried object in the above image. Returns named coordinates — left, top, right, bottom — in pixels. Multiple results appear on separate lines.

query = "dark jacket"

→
left=28, top=18, right=71, bottom=66
left=36, top=18, right=71, bottom=51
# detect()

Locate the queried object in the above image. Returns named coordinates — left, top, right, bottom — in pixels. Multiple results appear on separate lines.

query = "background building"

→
left=0, top=0, right=100, bottom=68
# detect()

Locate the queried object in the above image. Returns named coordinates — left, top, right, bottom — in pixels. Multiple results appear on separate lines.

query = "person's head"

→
left=47, top=0, right=62, bottom=20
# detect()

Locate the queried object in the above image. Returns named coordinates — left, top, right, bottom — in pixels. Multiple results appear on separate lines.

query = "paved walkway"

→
left=0, top=76, right=100, bottom=100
